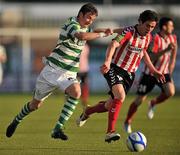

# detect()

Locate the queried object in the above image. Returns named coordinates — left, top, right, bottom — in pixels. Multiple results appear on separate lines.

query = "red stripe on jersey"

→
left=173, top=35, right=177, bottom=42
left=168, top=35, right=173, bottom=42
left=120, top=32, right=138, bottom=69
left=132, top=53, right=143, bottom=72
left=152, top=35, right=159, bottom=53
left=114, top=40, right=129, bottom=64
left=154, top=35, right=163, bottom=71
left=113, top=26, right=151, bottom=73
left=114, top=27, right=133, bottom=64
left=163, top=56, right=170, bottom=74
left=157, top=55, right=166, bottom=71
left=159, top=35, right=163, bottom=50
left=134, top=35, right=150, bottom=72
left=143, top=33, right=177, bottom=74
left=128, top=34, right=144, bottom=72
left=120, top=50, right=132, bottom=69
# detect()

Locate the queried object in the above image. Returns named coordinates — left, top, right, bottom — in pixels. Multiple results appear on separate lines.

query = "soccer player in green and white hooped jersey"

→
left=6, top=3, right=113, bottom=140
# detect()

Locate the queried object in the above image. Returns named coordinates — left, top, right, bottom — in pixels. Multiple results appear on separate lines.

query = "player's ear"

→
left=139, top=20, right=143, bottom=25
left=79, top=12, right=85, bottom=18
left=162, top=25, right=166, bottom=31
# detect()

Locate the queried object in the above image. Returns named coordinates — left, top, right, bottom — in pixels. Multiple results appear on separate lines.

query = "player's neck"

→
left=77, top=16, right=86, bottom=28
left=136, top=25, right=146, bottom=36
left=159, top=31, right=168, bottom=39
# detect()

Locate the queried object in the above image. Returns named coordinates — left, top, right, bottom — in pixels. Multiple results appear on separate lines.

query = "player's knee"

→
left=29, top=101, right=42, bottom=111
left=71, top=90, right=81, bottom=99
left=134, top=100, right=142, bottom=106
left=116, top=95, right=125, bottom=103
left=134, top=95, right=145, bottom=106
left=166, top=89, right=175, bottom=98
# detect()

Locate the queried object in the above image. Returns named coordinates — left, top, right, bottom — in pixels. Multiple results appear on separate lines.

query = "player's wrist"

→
left=99, top=32, right=106, bottom=38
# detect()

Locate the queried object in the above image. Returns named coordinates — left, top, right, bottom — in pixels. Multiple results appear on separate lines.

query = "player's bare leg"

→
left=105, top=84, right=125, bottom=143
left=124, top=95, right=147, bottom=133
left=76, top=99, right=111, bottom=127
left=148, top=82, right=175, bottom=119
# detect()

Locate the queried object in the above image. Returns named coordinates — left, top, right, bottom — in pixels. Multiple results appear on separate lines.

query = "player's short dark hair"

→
left=78, top=3, right=98, bottom=17
left=138, top=10, right=158, bottom=23
left=159, top=17, right=173, bottom=30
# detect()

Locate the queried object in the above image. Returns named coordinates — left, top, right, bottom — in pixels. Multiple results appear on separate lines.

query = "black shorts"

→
left=77, top=72, right=88, bottom=84
left=137, top=73, right=172, bottom=95
left=104, top=63, right=135, bottom=97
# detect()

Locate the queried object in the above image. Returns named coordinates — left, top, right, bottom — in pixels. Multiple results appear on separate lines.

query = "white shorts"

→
left=34, top=65, right=79, bottom=101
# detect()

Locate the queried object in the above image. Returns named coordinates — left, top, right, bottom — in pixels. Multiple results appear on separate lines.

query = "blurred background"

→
left=0, top=0, right=180, bottom=93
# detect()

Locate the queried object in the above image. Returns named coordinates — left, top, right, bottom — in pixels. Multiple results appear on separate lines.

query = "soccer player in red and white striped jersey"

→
left=124, top=17, right=177, bottom=134
left=77, top=10, right=165, bottom=143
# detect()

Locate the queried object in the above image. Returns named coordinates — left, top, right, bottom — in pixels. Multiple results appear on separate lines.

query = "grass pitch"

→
left=0, top=93, right=180, bottom=155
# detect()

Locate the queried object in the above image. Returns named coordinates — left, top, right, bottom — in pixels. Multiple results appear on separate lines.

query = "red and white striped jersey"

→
left=112, top=25, right=151, bottom=73
left=143, top=33, right=177, bottom=74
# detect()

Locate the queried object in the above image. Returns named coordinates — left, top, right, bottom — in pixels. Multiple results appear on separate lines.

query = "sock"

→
left=107, top=99, right=122, bottom=133
left=85, top=101, right=108, bottom=116
left=15, top=102, right=32, bottom=123
left=151, top=93, right=168, bottom=106
left=54, top=96, right=78, bottom=131
left=125, top=102, right=138, bottom=124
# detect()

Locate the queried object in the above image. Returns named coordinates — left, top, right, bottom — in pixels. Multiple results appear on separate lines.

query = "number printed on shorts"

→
left=138, top=84, right=147, bottom=93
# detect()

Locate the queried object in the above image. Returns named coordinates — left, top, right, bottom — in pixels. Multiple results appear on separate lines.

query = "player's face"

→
left=79, top=12, right=97, bottom=28
left=140, top=21, right=157, bottom=36
left=164, top=21, right=174, bottom=35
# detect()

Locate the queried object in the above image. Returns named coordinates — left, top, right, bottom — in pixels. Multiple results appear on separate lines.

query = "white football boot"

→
left=76, top=113, right=89, bottom=127
left=105, top=132, right=121, bottom=143
left=147, top=101, right=155, bottom=119
left=124, top=122, right=132, bottom=134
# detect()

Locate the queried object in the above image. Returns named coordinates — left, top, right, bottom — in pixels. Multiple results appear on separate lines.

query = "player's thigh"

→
left=65, top=82, right=81, bottom=99
left=162, top=81, right=175, bottom=97
left=112, top=84, right=126, bottom=102
left=34, top=75, right=56, bottom=101
left=134, top=95, right=147, bottom=106
left=137, top=74, right=155, bottom=95
left=105, top=98, right=113, bottom=109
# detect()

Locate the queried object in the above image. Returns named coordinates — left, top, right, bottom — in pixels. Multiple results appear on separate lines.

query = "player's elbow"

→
left=75, top=33, right=87, bottom=41
left=109, top=40, right=119, bottom=49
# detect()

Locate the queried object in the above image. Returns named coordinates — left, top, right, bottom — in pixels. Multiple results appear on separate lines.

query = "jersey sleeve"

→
left=68, top=24, right=82, bottom=37
left=173, top=34, right=177, bottom=44
left=113, top=26, right=133, bottom=45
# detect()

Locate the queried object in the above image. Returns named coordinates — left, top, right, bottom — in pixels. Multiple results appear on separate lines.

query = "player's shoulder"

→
left=65, top=17, right=80, bottom=27
left=170, top=34, right=177, bottom=40
left=120, top=26, right=135, bottom=36
left=166, top=34, right=177, bottom=43
left=151, top=33, right=160, bottom=42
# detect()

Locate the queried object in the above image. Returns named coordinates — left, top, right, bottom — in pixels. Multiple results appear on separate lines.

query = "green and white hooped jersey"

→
left=47, top=17, right=91, bottom=73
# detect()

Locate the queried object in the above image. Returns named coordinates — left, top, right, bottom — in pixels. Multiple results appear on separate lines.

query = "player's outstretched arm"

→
left=143, top=51, right=165, bottom=83
left=169, top=42, right=177, bottom=74
left=100, top=40, right=120, bottom=74
left=113, top=28, right=124, bottom=34
left=74, top=28, right=112, bottom=41
left=150, top=43, right=176, bottom=61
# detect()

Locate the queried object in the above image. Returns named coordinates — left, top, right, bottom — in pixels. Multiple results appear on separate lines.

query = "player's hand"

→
left=153, top=71, right=166, bottom=83
left=166, top=43, right=176, bottom=51
left=104, top=28, right=113, bottom=36
left=100, top=61, right=110, bottom=74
